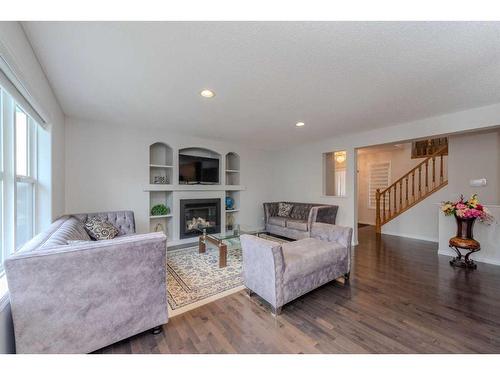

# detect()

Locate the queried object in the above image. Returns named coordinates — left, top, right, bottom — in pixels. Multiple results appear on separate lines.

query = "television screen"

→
left=179, top=154, right=219, bottom=184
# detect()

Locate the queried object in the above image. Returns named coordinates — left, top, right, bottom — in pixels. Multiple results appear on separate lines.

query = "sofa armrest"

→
left=240, top=234, right=285, bottom=308
left=263, top=202, right=279, bottom=223
left=4, top=232, right=167, bottom=353
left=308, top=205, right=338, bottom=228
left=310, top=222, right=353, bottom=270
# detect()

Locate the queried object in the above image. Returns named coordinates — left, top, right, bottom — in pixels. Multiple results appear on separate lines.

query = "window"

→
left=324, top=150, right=347, bottom=197
left=0, top=89, right=40, bottom=275
left=368, top=162, right=391, bottom=209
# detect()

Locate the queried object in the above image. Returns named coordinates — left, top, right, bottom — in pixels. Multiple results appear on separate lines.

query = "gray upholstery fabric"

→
left=265, top=223, right=310, bottom=240
left=263, top=202, right=338, bottom=240
left=241, top=223, right=352, bottom=310
left=289, top=203, right=315, bottom=220
left=4, top=211, right=168, bottom=354
left=73, top=211, right=136, bottom=236
left=38, top=217, right=91, bottom=248
left=282, top=238, right=346, bottom=282
left=310, top=222, right=353, bottom=271
left=286, top=219, right=308, bottom=231
left=17, top=216, right=85, bottom=253
left=268, top=216, right=287, bottom=227
left=240, top=235, right=284, bottom=308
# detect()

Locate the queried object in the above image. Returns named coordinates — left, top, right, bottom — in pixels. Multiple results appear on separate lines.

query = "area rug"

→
left=167, top=234, right=287, bottom=310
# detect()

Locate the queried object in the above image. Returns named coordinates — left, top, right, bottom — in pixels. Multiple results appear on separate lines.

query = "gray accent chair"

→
left=241, top=222, right=352, bottom=314
left=263, top=202, right=338, bottom=240
left=4, top=210, right=168, bottom=354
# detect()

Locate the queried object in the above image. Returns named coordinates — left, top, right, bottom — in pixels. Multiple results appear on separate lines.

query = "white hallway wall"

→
left=65, top=118, right=275, bottom=235
left=0, top=22, right=65, bottom=353
left=269, top=103, right=500, bottom=245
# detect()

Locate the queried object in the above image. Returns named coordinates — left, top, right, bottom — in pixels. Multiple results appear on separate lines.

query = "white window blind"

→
left=368, top=162, right=391, bottom=209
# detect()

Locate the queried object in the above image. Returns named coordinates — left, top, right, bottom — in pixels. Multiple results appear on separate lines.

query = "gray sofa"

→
left=263, top=202, right=338, bottom=240
left=241, top=222, right=352, bottom=314
left=4, top=210, right=168, bottom=354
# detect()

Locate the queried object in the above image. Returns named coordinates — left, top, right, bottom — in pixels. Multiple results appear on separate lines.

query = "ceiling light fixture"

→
left=200, top=89, right=215, bottom=98
left=335, top=151, right=346, bottom=164
left=295, top=122, right=305, bottom=127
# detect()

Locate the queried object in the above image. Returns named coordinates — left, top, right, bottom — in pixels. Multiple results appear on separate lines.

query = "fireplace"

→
left=180, top=198, right=221, bottom=239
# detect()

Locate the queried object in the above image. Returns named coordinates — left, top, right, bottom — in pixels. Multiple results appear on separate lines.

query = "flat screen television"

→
left=179, top=154, right=219, bottom=184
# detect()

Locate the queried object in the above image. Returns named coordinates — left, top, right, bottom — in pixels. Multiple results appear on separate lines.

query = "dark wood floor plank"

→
left=96, top=226, right=500, bottom=354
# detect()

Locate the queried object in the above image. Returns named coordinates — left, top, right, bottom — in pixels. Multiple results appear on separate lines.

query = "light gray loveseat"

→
left=4, top=210, right=168, bottom=354
left=263, top=202, right=338, bottom=240
left=241, top=222, right=352, bottom=314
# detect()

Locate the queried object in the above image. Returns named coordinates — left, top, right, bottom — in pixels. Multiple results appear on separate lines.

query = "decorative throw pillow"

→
left=84, top=217, right=119, bottom=240
left=278, top=203, right=293, bottom=217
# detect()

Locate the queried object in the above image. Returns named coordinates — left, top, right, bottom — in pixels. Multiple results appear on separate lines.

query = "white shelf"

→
left=149, top=215, right=173, bottom=219
left=225, top=169, right=240, bottom=173
left=144, top=184, right=246, bottom=192
left=149, top=164, right=174, bottom=168
left=225, top=209, right=239, bottom=213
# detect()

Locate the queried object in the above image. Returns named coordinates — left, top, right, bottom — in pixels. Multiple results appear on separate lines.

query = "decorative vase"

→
left=454, top=215, right=476, bottom=240
left=225, top=196, right=234, bottom=210
left=449, top=215, right=480, bottom=269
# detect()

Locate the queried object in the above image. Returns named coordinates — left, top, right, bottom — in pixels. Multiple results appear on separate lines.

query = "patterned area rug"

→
left=167, top=234, right=287, bottom=310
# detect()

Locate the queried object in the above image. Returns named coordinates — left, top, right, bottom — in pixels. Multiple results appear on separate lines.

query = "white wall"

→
left=65, top=118, right=275, bottom=239
left=269, top=102, right=500, bottom=245
left=0, top=21, right=66, bottom=354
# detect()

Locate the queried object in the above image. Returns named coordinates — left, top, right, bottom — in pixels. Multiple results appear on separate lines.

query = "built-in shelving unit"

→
left=145, top=144, right=245, bottom=241
left=225, top=153, right=240, bottom=186
left=225, top=152, right=241, bottom=230
left=149, top=214, right=173, bottom=219
left=149, top=142, right=174, bottom=236
left=149, top=164, right=174, bottom=169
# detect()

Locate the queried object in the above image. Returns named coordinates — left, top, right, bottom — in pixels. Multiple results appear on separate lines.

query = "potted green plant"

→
left=151, top=204, right=170, bottom=216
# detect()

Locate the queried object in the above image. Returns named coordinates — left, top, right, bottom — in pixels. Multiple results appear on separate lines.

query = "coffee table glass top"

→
left=197, top=225, right=265, bottom=242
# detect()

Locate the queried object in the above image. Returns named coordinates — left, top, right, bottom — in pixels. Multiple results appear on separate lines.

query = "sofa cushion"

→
left=277, top=203, right=293, bottom=217
left=282, top=238, right=347, bottom=282
left=38, top=217, right=92, bottom=250
left=84, top=217, right=119, bottom=240
left=268, top=216, right=287, bottom=227
left=286, top=219, right=308, bottom=231
left=289, top=204, right=315, bottom=220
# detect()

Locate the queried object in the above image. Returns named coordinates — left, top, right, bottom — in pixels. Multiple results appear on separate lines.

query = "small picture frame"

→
left=153, top=176, right=168, bottom=184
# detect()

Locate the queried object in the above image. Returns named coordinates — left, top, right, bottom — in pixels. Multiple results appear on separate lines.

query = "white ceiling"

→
left=22, top=22, right=500, bottom=149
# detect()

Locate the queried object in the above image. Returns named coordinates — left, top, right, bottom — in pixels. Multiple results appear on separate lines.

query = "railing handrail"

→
left=378, top=145, right=448, bottom=196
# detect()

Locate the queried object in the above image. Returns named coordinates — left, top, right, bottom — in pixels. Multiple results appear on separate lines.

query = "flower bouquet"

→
left=441, top=194, right=493, bottom=223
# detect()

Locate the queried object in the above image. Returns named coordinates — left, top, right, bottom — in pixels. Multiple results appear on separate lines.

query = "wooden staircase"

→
left=375, top=145, right=448, bottom=233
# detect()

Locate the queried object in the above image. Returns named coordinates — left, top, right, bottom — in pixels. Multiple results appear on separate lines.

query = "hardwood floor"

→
left=96, top=226, right=500, bottom=353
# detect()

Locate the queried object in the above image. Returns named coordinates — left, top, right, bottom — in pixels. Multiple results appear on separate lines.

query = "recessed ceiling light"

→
left=200, top=89, right=215, bottom=98
left=295, top=122, right=305, bottom=127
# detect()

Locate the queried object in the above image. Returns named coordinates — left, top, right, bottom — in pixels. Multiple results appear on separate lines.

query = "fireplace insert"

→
left=180, top=198, right=221, bottom=239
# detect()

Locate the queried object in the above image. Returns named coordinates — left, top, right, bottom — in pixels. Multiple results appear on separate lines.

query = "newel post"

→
left=375, top=189, right=381, bottom=233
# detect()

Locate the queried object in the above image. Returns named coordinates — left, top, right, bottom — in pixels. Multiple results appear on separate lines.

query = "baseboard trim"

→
left=438, top=248, right=500, bottom=266
left=380, top=230, right=437, bottom=243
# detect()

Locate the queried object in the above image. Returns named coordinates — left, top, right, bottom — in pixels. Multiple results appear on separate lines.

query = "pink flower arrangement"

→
left=441, top=194, right=493, bottom=223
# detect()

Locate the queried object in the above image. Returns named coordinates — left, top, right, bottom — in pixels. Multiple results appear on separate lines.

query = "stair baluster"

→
left=375, top=146, right=448, bottom=233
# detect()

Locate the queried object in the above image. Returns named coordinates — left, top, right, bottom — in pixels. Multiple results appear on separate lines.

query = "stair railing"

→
left=375, top=145, right=448, bottom=233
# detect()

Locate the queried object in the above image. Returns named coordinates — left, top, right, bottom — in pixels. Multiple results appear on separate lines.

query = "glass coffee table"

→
left=197, top=225, right=266, bottom=268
